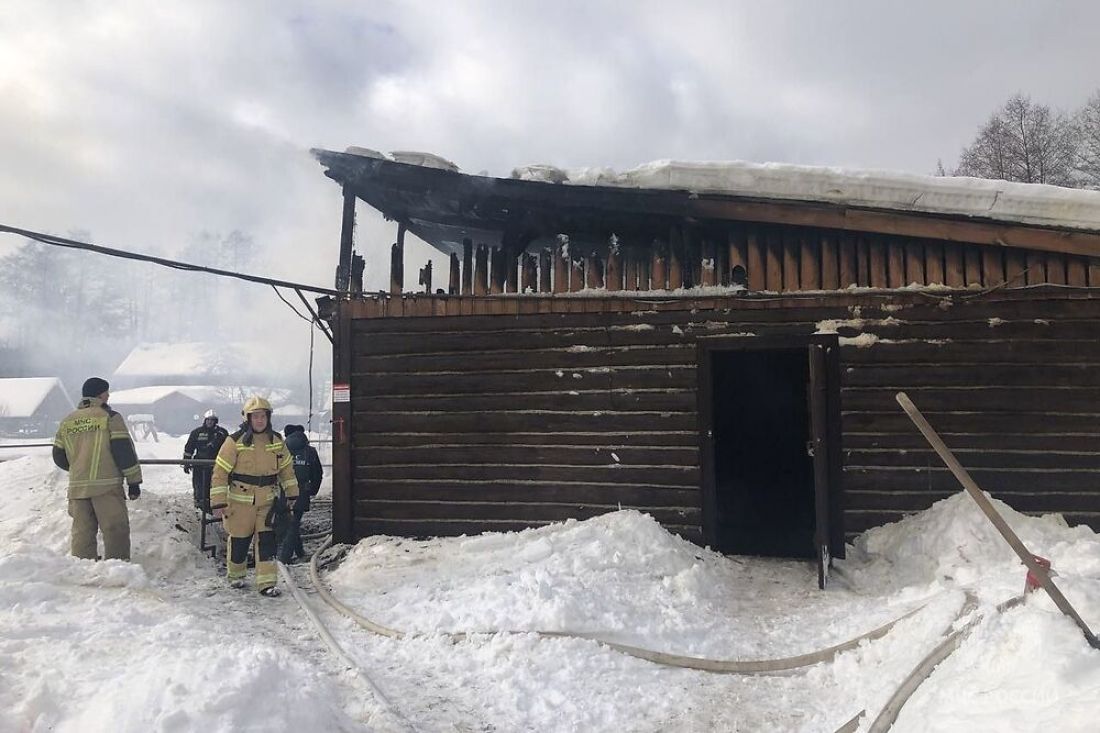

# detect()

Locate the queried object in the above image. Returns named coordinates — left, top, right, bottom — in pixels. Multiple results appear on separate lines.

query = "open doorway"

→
left=699, top=336, right=842, bottom=569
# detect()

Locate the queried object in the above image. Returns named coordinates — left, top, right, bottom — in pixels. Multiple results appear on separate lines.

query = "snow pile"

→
left=841, top=493, right=1100, bottom=731
left=845, top=492, right=1100, bottom=599
left=331, top=510, right=948, bottom=659
left=0, top=453, right=362, bottom=733
left=331, top=496, right=1100, bottom=731
left=4, top=443, right=1100, bottom=731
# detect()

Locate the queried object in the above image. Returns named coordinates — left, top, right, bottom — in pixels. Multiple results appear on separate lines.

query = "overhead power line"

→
left=0, top=223, right=342, bottom=296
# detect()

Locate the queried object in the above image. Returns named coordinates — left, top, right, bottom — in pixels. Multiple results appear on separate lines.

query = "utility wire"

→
left=271, top=285, right=320, bottom=434
left=307, top=320, right=315, bottom=432
left=271, top=285, right=313, bottom=323
left=4, top=223, right=335, bottom=438
left=0, top=223, right=342, bottom=296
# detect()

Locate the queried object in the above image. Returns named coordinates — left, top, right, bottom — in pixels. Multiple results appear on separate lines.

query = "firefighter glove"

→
left=128, top=484, right=141, bottom=500
left=182, top=464, right=191, bottom=474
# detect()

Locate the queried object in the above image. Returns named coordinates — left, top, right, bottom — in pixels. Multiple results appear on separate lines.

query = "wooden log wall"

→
left=403, top=224, right=1100, bottom=299
left=346, top=290, right=1100, bottom=544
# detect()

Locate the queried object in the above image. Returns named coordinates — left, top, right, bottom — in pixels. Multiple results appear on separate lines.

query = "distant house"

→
left=0, top=378, right=74, bottom=437
left=108, top=386, right=204, bottom=435
left=109, top=385, right=294, bottom=436
left=111, top=342, right=276, bottom=390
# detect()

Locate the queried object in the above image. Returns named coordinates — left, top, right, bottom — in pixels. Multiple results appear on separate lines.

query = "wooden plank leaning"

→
left=895, top=391, right=1100, bottom=650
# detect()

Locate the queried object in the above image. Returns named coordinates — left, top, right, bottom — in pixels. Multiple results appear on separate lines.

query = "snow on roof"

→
left=109, top=385, right=292, bottom=408
left=346, top=146, right=459, bottom=171
left=108, top=386, right=205, bottom=406
left=0, top=378, right=71, bottom=417
left=112, top=342, right=267, bottom=379
left=510, top=159, right=1100, bottom=232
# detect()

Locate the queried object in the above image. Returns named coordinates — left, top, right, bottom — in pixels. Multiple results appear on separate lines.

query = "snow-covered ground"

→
left=1, top=436, right=1098, bottom=732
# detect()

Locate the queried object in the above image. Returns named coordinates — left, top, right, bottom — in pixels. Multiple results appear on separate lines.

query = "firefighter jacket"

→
left=184, top=423, right=229, bottom=461
left=209, top=426, right=298, bottom=510
left=52, top=397, right=143, bottom=499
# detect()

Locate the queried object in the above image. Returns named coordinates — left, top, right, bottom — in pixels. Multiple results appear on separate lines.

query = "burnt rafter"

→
left=313, top=148, right=1100, bottom=258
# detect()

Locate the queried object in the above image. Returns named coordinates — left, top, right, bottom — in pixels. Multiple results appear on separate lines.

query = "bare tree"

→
left=954, top=94, right=1079, bottom=187
left=1077, top=90, right=1100, bottom=185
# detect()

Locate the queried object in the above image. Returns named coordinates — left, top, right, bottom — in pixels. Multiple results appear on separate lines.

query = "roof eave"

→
left=312, top=149, right=1100, bottom=258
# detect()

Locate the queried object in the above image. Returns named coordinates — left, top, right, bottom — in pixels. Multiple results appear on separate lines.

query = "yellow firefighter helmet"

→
left=241, top=395, right=273, bottom=416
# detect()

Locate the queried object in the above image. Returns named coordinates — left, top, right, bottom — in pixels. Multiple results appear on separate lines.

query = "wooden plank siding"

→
left=399, top=220, right=1098, bottom=301
left=344, top=290, right=1100, bottom=545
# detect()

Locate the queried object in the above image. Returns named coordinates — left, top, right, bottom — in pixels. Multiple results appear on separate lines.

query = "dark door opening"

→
left=710, top=347, right=816, bottom=558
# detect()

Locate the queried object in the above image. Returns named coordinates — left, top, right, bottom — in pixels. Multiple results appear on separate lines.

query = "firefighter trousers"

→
left=69, top=487, right=130, bottom=560
left=191, top=466, right=212, bottom=511
left=223, top=487, right=277, bottom=591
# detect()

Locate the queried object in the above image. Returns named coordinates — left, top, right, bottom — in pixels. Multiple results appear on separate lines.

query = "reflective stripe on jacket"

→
left=209, top=428, right=298, bottom=508
left=53, top=397, right=143, bottom=499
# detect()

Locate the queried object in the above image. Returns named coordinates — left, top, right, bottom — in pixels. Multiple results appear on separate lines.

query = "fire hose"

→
left=303, top=536, right=1007, bottom=732
left=306, top=535, right=969, bottom=673
left=277, top=561, right=416, bottom=732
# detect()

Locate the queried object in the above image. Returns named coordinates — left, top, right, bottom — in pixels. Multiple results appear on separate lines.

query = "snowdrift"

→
left=2, top=450, right=1098, bottom=731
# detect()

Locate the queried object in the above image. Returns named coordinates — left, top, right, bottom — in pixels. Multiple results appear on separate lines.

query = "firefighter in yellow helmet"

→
left=209, top=396, right=298, bottom=596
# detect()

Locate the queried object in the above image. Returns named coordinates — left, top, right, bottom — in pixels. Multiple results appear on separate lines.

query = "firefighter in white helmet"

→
left=183, top=409, right=228, bottom=511
left=209, top=396, right=298, bottom=596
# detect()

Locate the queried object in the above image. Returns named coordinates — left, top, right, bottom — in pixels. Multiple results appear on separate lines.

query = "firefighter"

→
left=183, top=409, right=229, bottom=511
left=209, top=396, right=298, bottom=596
left=52, top=377, right=143, bottom=561
left=277, top=424, right=324, bottom=563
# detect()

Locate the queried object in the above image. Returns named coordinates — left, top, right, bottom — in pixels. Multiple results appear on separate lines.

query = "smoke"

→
left=4, top=0, right=1100, bottom=412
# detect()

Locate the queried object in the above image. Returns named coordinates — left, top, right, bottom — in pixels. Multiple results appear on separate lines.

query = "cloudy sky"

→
left=2, top=0, right=1100, bottom=292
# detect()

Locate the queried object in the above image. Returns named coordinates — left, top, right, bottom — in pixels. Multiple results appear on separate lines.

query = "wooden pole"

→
left=523, top=253, right=541, bottom=292
left=539, top=248, right=552, bottom=293
left=336, top=186, right=356, bottom=292
left=701, top=238, right=717, bottom=287
left=331, top=301, right=353, bottom=543
left=389, top=245, right=401, bottom=294
left=669, top=226, right=684, bottom=290
left=570, top=250, right=584, bottom=292
left=461, top=238, right=473, bottom=295
left=389, top=223, right=405, bottom=295
left=606, top=237, right=622, bottom=291
left=585, top=253, right=603, bottom=290
left=504, top=242, right=518, bottom=294
left=651, top=243, right=667, bottom=291
left=474, top=244, right=489, bottom=296
left=489, top=247, right=503, bottom=294
left=896, top=392, right=1100, bottom=650
left=554, top=235, right=569, bottom=294
left=448, top=252, right=460, bottom=295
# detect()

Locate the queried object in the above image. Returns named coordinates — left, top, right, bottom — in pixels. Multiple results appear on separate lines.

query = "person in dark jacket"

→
left=277, top=424, right=323, bottom=563
left=182, top=409, right=229, bottom=511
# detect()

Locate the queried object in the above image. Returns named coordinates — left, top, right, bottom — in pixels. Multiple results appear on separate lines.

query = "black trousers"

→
left=192, top=466, right=213, bottom=510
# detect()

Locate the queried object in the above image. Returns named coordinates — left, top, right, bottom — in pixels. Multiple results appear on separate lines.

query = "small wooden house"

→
left=313, top=148, right=1100, bottom=573
left=0, top=377, right=73, bottom=437
left=108, top=386, right=205, bottom=436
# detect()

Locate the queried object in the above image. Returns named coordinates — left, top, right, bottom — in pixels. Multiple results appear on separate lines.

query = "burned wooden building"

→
left=315, top=148, right=1100, bottom=570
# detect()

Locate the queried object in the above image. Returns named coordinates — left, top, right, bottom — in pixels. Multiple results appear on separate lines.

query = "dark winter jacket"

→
left=285, top=430, right=323, bottom=503
left=183, top=422, right=229, bottom=461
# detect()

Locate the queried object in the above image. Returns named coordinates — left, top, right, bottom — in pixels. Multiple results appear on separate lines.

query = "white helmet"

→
left=203, top=409, right=217, bottom=420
